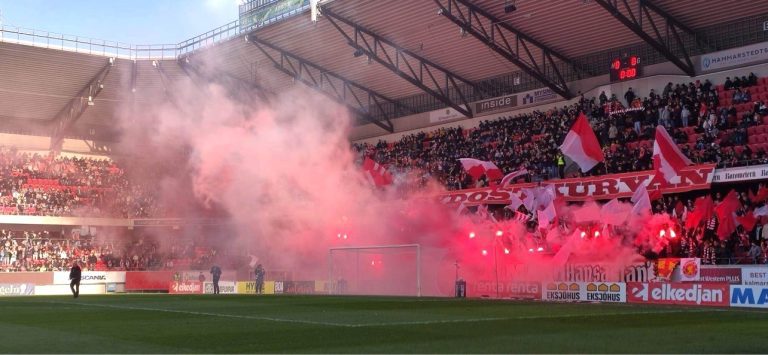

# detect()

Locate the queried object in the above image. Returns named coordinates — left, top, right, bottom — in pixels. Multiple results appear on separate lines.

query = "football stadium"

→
left=1, top=0, right=768, bottom=353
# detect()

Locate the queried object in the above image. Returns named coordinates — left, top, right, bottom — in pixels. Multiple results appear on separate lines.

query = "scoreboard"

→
left=610, top=56, right=641, bottom=82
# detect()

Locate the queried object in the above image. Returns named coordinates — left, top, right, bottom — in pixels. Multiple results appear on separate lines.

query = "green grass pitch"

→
left=1, top=294, right=766, bottom=353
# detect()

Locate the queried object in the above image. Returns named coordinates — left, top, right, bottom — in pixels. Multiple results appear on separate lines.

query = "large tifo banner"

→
left=438, top=164, right=718, bottom=204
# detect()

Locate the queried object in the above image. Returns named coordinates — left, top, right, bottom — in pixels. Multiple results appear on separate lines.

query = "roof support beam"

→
left=49, top=57, right=114, bottom=151
left=247, top=36, right=412, bottom=133
left=434, top=0, right=583, bottom=99
left=321, top=6, right=487, bottom=118
left=178, top=55, right=272, bottom=103
left=594, top=0, right=706, bottom=76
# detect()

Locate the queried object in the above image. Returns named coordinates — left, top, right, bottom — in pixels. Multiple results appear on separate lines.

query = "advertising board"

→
left=168, top=281, right=202, bottom=294
left=541, top=282, right=626, bottom=303
left=0, top=283, right=34, bottom=296
left=730, top=286, right=768, bottom=308
left=626, top=283, right=729, bottom=307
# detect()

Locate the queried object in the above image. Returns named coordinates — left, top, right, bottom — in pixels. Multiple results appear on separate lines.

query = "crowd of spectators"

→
left=0, top=228, right=220, bottom=272
left=355, top=72, right=768, bottom=191
left=0, top=147, right=158, bottom=218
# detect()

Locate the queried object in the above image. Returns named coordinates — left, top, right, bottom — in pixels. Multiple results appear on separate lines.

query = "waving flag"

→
left=653, top=125, right=692, bottom=182
left=362, top=157, right=393, bottom=186
left=631, top=183, right=652, bottom=215
left=559, top=112, right=604, bottom=172
left=459, top=158, right=503, bottom=181
left=499, top=168, right=529, bottom=187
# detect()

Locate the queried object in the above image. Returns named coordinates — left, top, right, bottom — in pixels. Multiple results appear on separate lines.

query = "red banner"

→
left=125, top=271, right=174, bottom=291
left=168, top=281, right=203, bottom=294
left=437, top=164, right=715, bottom=205
left=626, top=282, right=729, bottom=307
left=698, top=268, right=742, bottom=284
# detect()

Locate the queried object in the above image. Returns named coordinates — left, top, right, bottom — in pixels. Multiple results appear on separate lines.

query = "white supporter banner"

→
left=741, top=267, right=768, bottom=286
left=541, top=282, right=626, bottom=303
left=711, top=164, right=768, bottom=184
left=53, top=271, right=126, bottom=285
left=700, top=41, right=768, bottom=72
left=429, top=106, right=467, bottom=123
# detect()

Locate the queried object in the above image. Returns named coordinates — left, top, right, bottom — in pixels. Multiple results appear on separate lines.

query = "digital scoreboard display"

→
left=610, top=56, right=641, bottom=82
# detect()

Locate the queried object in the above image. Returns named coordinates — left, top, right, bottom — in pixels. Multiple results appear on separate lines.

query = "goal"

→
left=328, top=244, right=421, bottom=297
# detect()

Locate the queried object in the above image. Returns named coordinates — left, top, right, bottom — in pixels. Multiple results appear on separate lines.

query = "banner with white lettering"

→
left=0, top=283, right=34, bottom=296
left=437, top=165, right=715, bottom=204
left=626, top=282, right=729, bottom=307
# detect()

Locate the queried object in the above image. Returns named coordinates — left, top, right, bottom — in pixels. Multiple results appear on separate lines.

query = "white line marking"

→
left=36, top=300, right=719, bottom=328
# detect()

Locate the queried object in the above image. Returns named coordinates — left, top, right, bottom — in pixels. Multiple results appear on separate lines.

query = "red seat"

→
left=748, top=135, right=758, bottom=144
left=748, top=126, right=759, bottom=135
left=734, top=146, right=745, bottom=155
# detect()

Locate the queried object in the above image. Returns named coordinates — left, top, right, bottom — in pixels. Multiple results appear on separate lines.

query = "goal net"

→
left=328, top=244, right=421, bottom=297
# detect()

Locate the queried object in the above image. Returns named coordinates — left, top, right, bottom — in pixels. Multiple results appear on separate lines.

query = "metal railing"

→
left=176, top=20, right=241, bottom=56
left=0, top=24, right=179, bottom=60
left=0, top=0, right=312, bottom=59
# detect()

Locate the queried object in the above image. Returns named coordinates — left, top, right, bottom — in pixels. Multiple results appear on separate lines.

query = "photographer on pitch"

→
left=69, top=261, right=82, bottom=298
left=254, top=264, right=265, bottom=294
left=210, top=265, right=222, bottom=294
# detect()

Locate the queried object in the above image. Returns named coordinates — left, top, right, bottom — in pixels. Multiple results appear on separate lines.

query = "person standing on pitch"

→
left=69, top=261, right=82, bottom=298
left=210, top=265, right=222, bottom=294
left=254, top=264, right=265, bottom=294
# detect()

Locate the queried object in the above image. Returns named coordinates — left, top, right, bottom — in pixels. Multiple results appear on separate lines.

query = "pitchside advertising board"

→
left=471, top=281, right=541, bottom=299
left=0, top=283, right=34, bottom=296
left=741, top=267, right=768, bottom=286
left=542, top=282, right=627, bottom=303
left=168, top=281, right=203, bottom=294
left=730, top=286, right=768, bottom=308
left=627, top=283, right=730, bottom=307
left=204, top=281, right=237, bottom=294
left=53, top=271, right=126, bottom=285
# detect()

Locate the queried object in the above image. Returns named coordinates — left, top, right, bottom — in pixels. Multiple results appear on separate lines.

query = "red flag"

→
left=685, top=196, right=714, bottom=229
left=458, top=158, right=503, bottom=181
left=559, top=112, right=604, bottom=172
left=715, top=191, right=741, bottom=239
left=737, top=211, right=758, bottom=232
left=362, top=157, right=393, bottom=187
left=699, top=102, right=708, bottom=118
left=754, top=186, right=768, bottom=203
left=653, top=125, right=693, bottom=182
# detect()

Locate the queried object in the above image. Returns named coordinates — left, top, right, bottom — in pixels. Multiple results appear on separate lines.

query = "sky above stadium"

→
left=0, top=0, right=239, bottom=44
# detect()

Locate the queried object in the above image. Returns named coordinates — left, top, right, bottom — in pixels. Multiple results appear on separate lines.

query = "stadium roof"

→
left=0, top=0, right=766, bottom=141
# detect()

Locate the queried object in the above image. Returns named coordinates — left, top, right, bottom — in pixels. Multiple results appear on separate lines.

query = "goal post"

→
left=328, top=244, right=421, bottom=297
